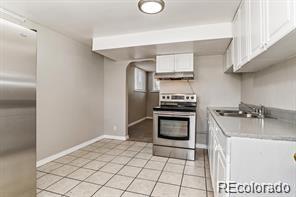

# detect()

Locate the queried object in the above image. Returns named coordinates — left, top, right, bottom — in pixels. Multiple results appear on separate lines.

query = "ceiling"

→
left=2, top=0, right=240, bottom=46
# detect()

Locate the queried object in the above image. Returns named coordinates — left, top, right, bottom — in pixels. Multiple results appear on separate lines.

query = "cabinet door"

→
left=174, top=53, right=194, bottom=72
left=156, top=55, right=175, bottom=73
left=224, top=41, right=233, bottom=71
left=240, top=0, right=249, bottom=66
left=216, top=151, right=227, bottom=197
left=212, top=137, right=219, bottom=194
left=233, top=9, right=241, bottom=71
left=249, top=0, right=265, bottom=59
left=266, top=0, right=296, bottom=47
left=208, top=117, right=214, bottom=172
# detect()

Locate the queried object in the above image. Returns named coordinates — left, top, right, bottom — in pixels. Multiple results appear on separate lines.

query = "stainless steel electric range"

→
left=153, top=93, right=197, bottom=160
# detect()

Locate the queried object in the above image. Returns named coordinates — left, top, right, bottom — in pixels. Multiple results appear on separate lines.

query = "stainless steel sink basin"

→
left=215, top=110, right=260, bottom=118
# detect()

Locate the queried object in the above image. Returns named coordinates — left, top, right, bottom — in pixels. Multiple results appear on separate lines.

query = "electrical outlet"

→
left=113, top=125, right=117, bottom=131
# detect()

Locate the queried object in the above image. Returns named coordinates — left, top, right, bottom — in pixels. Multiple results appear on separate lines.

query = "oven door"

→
left=153, top=111, right=196, bottom=149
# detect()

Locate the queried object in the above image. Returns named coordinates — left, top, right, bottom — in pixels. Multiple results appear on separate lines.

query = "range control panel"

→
left=160, top=93, right=197, bottom=103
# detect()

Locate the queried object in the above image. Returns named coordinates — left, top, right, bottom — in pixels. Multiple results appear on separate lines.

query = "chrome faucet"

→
left=240, top=102, right=265, bottom=119
left=257, top=105, right=265, bottom=118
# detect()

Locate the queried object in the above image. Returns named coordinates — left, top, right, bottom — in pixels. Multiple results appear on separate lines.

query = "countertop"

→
left=208, top=107, right=296, bottom=141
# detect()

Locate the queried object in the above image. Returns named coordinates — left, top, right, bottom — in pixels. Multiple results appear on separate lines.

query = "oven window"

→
left=158, top=116, right=190, bottom=140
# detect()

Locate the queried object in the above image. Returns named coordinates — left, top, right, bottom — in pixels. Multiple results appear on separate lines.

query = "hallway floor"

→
left=128, top=119, right=153, bottom=143
left=37, top=139, right=213, bottom=197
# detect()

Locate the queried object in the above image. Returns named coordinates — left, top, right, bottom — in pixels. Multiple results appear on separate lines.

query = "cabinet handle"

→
left=294, top=153, right=296, bottom=162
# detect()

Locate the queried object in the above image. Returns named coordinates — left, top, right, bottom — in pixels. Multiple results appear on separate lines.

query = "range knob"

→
left=191, top=96, right=194, bottom=100
left=162, top=96, right=165, bottom=99
left=167, top=96, right=170, bottom=99
left=186, top=96, right=189, bottom=99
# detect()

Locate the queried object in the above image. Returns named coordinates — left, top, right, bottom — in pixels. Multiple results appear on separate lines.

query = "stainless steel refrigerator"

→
left=0, top=18, right=36, bottom=196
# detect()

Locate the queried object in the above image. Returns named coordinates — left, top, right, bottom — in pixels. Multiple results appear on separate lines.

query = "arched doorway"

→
left=126, top=60, right=159, bottom=142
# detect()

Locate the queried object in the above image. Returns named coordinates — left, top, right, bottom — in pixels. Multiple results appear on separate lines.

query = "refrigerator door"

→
left=0, top=18, right=36, bottom=197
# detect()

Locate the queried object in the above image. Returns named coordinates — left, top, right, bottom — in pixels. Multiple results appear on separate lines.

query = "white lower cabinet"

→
left=208, top=113, right=296, bottom=197
left=208, top=117, right=214, bottom=174
left=216, top=151, right=227, bottom=197
left=208, top=116, right=229, bottom=197
left=212, top=137, right=219, bottom=194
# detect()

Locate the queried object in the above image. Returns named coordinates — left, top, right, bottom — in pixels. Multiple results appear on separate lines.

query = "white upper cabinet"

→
left=248, top=0, right=265, bottom=59
left=174, top=53, right=194, bottom=72
left=233, top=10, right=241, bottom=71
left=232, top=0, right=296, bottom=72
left=233, top=0, right=249, bottom=71
left=156, top=53, right=194, bottom=73
left=239, top=0, right=249, bottom=66
left=156, top=55, right=175, bottom=73
left=266, top=0, right=295, bottom=47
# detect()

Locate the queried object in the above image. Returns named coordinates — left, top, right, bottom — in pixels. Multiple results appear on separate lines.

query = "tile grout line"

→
left=89, top=141, right=146, bottom=197
left=40, top=141, right=121, bottom=196
left=37, top=140, right=209, bottom=197
left=178, top=158, right=188, bottom=197
left=90, top=141, right=152, bottom=196
left=148, top=154, right=169, bottom=197
left=38, top=140, right=128, bottom=196
left=87, top=142, right=150, bottom=196
left=118, top=147, right=153, bottom=197
left=106, top=144, right=148, bottom=197
left=39, top=150, right=102, bottom=194
left=42, top=160, right=208, bottom=195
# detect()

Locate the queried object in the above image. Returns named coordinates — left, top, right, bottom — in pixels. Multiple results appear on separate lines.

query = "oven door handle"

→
left=153, top=112, right=195, bottom=117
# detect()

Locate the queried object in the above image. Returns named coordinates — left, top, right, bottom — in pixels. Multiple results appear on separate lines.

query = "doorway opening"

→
left=126, top=61, right=159, bottom=143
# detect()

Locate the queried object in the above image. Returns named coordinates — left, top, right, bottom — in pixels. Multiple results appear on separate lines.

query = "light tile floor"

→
left=37, top=139, right=214, bottom=197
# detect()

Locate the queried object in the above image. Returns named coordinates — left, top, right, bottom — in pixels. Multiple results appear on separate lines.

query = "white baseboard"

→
left=128, top=117, right=146, bottom=127
left=102, top=135, right=128, bottom=141
left=196, top=143, right=208, bottom=149
left=36, top=134, right=130, bottom=167
left=37, top=134, right=207, bottom=167
left=36, top=135, right=105, bottom=167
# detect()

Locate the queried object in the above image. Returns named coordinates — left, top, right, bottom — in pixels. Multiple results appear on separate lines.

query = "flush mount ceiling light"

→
left=138, top=0, right=165, bottom=14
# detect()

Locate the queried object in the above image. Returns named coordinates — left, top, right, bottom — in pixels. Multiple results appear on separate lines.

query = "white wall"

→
left=103, top=58, right=130, bottom=137
left=160, top=55, right=241, bottom=146
left=146, top=72, right=159, bottom=118
left=241, top=57, right=296, bottom=110
left=18, top=20, right=105, bottom=161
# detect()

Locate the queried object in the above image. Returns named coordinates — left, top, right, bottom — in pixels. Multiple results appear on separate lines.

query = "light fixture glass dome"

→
left=138, top=0, right=165, bottom=14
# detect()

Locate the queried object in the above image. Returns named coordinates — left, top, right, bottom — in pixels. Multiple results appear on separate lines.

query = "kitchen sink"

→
left=215, top=109, right=260, bottom=118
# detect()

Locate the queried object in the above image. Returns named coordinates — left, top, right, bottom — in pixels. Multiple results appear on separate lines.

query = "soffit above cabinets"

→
left=95, top=38, right=231, bottom=61
left=93, top=23, right=232, bottom=61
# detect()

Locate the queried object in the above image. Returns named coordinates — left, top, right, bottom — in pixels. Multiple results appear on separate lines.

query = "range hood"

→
left=154, top=72, right=194, bottom=80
